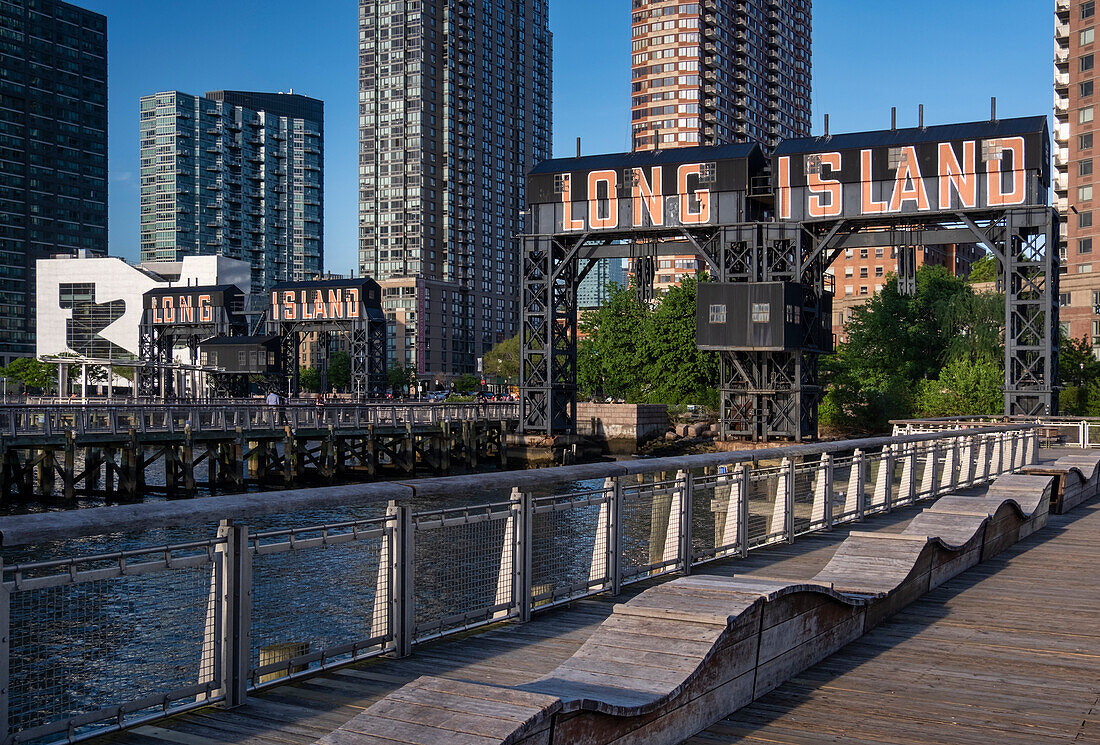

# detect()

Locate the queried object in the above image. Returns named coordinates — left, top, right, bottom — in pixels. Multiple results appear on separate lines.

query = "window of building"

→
left=1085, top=1, right=1096, bottom=20
left=844, top=285, right=853, bottom=296
left=859, top=267, right=868, bottom=278
left=1082, top=55, right=1095, bottom=73
left=875, top=266, right=884, bottom=276
left=859, top=286, right=868, bottom=296
left=1079, top=263, right=1093, bottom=273
left=1081, top=185, right=1095, bottom=201
left=844, top=249, right=853, bottom=258
left=1082, top=159, right=1095, bottom=177
left=1081, top=237, right=1094, bottom=254
left=875, top=247, right=884, bottom=257
left=1084, top=27, right=1096, bottom=46
left=1082, top=106, right=1095, bottom=124
left=1082, top=133, right=1095, bottom=150
left=844, top=266, right=853, bottom=277
left=859, top=248, right=868, bottom=259
left=1084, top=81, right=1096, bottom=98
left=1061, top=292, right=1072, bottom=306
left=1081, top=211, right=1094, bottom=228
left=1093, top=290, right=1100, bottom=309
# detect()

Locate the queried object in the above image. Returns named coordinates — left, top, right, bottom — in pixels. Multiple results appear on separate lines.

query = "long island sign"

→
left=524, top=116, right=1049, bottom=232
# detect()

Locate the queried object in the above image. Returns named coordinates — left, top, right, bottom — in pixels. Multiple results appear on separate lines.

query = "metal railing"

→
left=0, top=424, right=1038, bottom=745
left=893, top=415, right=1100, bottom=449
left=0, top=402, right=519, bottom=438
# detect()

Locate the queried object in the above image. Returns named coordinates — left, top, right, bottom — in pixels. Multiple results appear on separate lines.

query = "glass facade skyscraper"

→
left=139, top=90, right=323, bottom=293
left=358, top=0, right=552, bottom=378
left=0, top=0, right=107, bottom=364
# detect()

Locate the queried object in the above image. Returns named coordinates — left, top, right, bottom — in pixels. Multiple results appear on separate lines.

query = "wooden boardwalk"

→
left=90, top=473, right=1099, bottom=745
left=684, top=495, right=1100, bottom=744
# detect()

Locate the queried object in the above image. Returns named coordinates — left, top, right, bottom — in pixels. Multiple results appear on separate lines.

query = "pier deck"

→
left=86, top=467, right=1100, bottom=745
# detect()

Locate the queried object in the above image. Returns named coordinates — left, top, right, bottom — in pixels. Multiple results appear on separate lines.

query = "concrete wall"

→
left=576, top=403, right=669, bottom=444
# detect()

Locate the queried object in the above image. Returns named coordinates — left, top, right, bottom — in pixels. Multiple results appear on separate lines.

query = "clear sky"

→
left=79, top=0, right=1053, bottom=275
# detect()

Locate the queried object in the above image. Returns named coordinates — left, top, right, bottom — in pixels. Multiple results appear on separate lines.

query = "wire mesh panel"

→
left=5, top=541, right=222, bottom=744
left=791, top=459, right=820, bottom=536
left=863, top=448, right=890, bottom=514
left=620, top=476, right=681, bottom=583
left=248, top=517, right=391, bottom=687
left=746, top=465, right=784, bottom=548
left=412, top=502, right=516, bottom=642
left=890, top=446, right=910, bottom=506
left=530, top=488, right=611, bottom=608
left=690, top=469, right=741, bottom=564
left=831, top=453, right=859, bottom=524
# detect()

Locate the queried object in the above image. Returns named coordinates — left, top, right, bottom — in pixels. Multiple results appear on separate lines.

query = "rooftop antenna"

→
left=991, top=96, right=998, bottom=122
left=576, top=137, right=581, bottom=158
left=919, top=104, right=925, bottom=130
left=891, top=106, right=897, bottom=131
left=652, top=125, right=660, bottom=151
left=823, top=113, right=830, bottom=139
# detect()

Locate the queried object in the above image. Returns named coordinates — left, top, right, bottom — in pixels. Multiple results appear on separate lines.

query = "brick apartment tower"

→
left=629, top=0, right=811, bottom=293
left=1056, top=0, right=1100, bottom=355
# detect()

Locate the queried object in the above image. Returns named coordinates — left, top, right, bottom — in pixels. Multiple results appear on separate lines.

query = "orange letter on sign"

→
left=588, top=170, right=618, bottom=229
left=860, top=149, right=888, bottom=214
left=807, top=152, right=843, bottom=218
left=888, top=146, right=931, bottom=212
left=987, top=137, right=1026, bottom=207
left=632, top=166, right=663, bottom=227
left=938, top=141, right=977, bottom=209
left=678, top=163, right=711, bottom=224
left=561, top=174, right=585, bottom=231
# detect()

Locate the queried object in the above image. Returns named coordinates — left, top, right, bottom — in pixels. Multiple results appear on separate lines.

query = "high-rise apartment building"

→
left=1055, top=0, right=1100, bottom=355
left=139, top=90, right=323, bottom=294
left=630, top=0, right=811, bottom=152
left=0, top=0, right=107, bottom=364
left=629, top=0, right=810, bottom=296
left=358, top=0, right=552, bottom=379
left=578, top=258, right=627, bottom=310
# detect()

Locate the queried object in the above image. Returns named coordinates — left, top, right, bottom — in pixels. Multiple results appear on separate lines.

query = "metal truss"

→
left=519, top=207, right=1058, bottom=438
left=137, top=310, right=240, bottom=398
left=269, top=316, right=386, bottom=400
left=807, top=206, right=1060, bottom=418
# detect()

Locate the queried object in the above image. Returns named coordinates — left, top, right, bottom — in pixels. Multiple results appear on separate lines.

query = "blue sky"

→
left=80, top=0, right=1052, bottom=275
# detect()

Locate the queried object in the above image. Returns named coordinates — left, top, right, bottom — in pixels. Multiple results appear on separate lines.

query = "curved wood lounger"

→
left=1024, top=453, right=1100, bottom=513
left=317, top=471, right=1071, bottom=745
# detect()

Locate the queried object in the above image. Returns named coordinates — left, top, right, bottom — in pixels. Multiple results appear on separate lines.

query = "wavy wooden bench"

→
left=316, top=466, right=1087, bottom=745
left=1024, top=453, right=1100, bottom=513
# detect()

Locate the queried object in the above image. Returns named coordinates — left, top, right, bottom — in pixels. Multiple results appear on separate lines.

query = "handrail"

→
left=0, top=423, right=1034, bottom=546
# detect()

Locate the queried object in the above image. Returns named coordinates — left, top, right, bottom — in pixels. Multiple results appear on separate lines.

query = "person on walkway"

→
left=266, top=390, right=281, bottom=426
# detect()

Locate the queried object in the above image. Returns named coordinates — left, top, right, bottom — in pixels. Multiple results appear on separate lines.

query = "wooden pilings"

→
left=0, top=419, right=511, bottom=502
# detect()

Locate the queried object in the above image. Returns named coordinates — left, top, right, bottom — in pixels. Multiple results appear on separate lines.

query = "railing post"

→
left=1, top=559, right=8, bottom=745
left=610, top=476, right=623, bottom=594
left=1026, top=428, right=1037, bottom=463
left=517, top=489, right=532, bottom=623
left=1080, top=420, right=1088, bottom=449
left=735, top=464, right=749, bottom=557
left=939, top=439, right=956, bottom=494
left=215, top=519, right=250, bottom=708
left=389, top=502, right=414, bottom=658
left=990, top=434, right=1003, bottom=477
left=927, top=442, right=941, bottom=496
left=677, top=469, right=693, bottom=574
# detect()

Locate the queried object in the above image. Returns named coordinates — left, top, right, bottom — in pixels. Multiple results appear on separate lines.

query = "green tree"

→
left=328, top=351, right=351, bottom=391
left=483, top=335, right=520, bottom=381
left=637, top=277, right=718, bottom=406
left=821, top=265, right=1005, bottom=431
left=387, top=365, right=416, bottom=392
left=453, top=373, right=479, bottom=394
left=1059, top=336, right=1100, bottom=414
left=577, top=282, right=647, bottom=399
left=299, top=366, right=320, bottom=393
left=1, top=357, right=57, bottom=390
left=966, top=253, right=997, bottom=284
left=917, top=358, right=1003, bottom=416
left=944, top=290, right=1004, bottom=365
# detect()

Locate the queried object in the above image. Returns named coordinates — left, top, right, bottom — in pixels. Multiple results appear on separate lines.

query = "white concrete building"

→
left=36, top=253, right=250, bottom=360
